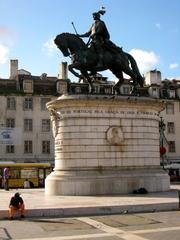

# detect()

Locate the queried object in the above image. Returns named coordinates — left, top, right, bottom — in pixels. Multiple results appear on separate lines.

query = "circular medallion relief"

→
left=106, top=126, right=124, bottom=145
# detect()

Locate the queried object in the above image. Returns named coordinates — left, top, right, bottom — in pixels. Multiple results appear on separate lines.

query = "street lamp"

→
left=159, top=117, right=166, bottom=169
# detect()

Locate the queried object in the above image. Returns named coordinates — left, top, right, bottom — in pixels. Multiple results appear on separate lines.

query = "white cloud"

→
left=129, top=49, right=159, bottom=74
left=155, top=23, right=161, bottom=29
left=0, top=44, right=9, bottom=64
left=169, top=63, right=179, bottom=69
left=0, top=26, right=15, bottom=68
left=42, top=38, right=57, bottom=56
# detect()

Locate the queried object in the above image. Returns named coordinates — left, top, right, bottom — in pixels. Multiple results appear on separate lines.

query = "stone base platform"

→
left=45, top=167, right=169, bottom=195
left=46, top=95, right=170, bottom=195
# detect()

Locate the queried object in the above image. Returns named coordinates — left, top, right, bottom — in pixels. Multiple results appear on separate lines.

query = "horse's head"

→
left=54, top=33, right=86, bottom=57
left=54, top=34, right=70, bottom=57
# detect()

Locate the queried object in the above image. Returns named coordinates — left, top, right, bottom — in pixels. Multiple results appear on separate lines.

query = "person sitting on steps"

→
left=9, top=192, right=26, bottom=220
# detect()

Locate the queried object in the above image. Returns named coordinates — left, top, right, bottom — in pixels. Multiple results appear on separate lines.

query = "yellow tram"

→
left=0, top=162, right=53, bottom=188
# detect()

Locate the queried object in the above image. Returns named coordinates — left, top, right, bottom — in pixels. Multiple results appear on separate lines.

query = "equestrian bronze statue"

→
left=54, top=9, right=144, bottom=93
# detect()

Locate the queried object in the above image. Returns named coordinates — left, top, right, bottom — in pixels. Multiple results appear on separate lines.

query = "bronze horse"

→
left=54, top=33, right=144, bottom=93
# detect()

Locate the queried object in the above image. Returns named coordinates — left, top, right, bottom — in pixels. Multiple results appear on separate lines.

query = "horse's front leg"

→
left=68, top=64, right=81, bottom=78
left=68, top=64, right=94, bottom=93
left=80, top=70, right=94, bottom=93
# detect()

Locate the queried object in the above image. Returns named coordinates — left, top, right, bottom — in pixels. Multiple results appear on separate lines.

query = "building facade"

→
left=0, top=60, right=68, bottom=165
left=145, top=70, right=180, bottom=164
left=0, top=61, right=180, bottom=165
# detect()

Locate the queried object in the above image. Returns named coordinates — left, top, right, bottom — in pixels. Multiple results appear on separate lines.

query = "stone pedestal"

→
left=45, top=95, right=170, bottom=195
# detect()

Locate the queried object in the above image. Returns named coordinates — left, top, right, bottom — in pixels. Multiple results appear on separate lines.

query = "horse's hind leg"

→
left=121, top=66, right=138, bottom=93
left=110, top=67, right=124, bottom=94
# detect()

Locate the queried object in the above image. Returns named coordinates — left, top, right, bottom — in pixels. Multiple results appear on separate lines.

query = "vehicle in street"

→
left=0, top=162, right=53, bottom=188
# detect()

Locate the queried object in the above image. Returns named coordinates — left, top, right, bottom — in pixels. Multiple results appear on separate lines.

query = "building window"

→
left=161, top=89, right=168, bottom=98
left=24, top=140, right=33, bottom=153
left=56, top=81, right=67, bottom=94
left=75, top=87, right=81, bottom=94
left=42, top=119, right=50, bottom=132
left=41, top=98, right=51, bottom=111
left=168, top=90, right=175, bottom=98
left=152, top=88, right=158, bottom=97
left=169, top=141, right=176, bottom=153
left=6, top=118, right=15, bottom=128
left=123, top=86, right=130, bottom=95
left=104, top=87, right=112, bottom=94
left=6, top=145, right=15, bottom=153
left=24, top=97, right=33, bottom=110
left=23, top=80, right=33, bottom=93
left=24, top=119, right=33, bottom=132
left=42, top=141, right=50, bottom=154
left=94, top=86, right=100, bottom=93
left=7, top=97, right=16, bottom=110
left=166, top=103, right=174, bottom=114
left=167, top=122, right=175, bottom=134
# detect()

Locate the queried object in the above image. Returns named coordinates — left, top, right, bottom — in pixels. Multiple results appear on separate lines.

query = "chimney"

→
left=10, top=59, right=18, bottom=79
left=58, top=62, right=68, bottom=80
left=145, top=70, right=161, bottom=85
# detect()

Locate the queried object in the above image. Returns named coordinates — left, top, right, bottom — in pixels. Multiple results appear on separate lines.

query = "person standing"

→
left=0, top=174, right=2, bottom=188
left=3, top=167, right=9, bottom=190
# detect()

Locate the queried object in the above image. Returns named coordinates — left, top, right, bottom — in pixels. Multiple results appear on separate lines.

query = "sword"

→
left=71, top=22, right=78, bottom=35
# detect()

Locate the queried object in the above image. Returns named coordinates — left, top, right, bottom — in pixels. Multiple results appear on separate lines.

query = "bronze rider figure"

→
left=78, top=9, right=110, bottom=68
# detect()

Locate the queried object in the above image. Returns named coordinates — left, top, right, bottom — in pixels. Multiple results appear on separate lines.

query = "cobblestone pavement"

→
left=1, top=211, right=180, bottom=240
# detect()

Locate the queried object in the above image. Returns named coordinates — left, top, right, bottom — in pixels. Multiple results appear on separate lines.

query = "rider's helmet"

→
left=92, top=7, right=106, bottom=20
left=92, top=12, right=101, bottom=20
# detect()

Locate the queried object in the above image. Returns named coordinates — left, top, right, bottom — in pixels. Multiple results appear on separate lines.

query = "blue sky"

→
left=0, top=0, right=179, bottom=81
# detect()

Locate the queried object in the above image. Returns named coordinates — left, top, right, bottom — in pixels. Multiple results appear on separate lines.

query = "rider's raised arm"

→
left=78, top=27, right=92, bottom=38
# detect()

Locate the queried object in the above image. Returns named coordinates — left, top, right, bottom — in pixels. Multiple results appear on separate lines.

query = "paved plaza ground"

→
left=0, top=185, right=180, bottom=219
left=1, top=211, right=180, bottom=239
left=0, top=184, right=180, bottom=239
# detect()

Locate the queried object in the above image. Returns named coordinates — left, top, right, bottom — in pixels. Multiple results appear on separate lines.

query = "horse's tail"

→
left=126, top=53, right=144, bottom=87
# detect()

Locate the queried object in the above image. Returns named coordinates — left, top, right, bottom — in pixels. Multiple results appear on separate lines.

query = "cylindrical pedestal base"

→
left=45, top=167, right=169, bottom=195
left=45, top=95, right=170, bottom=195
